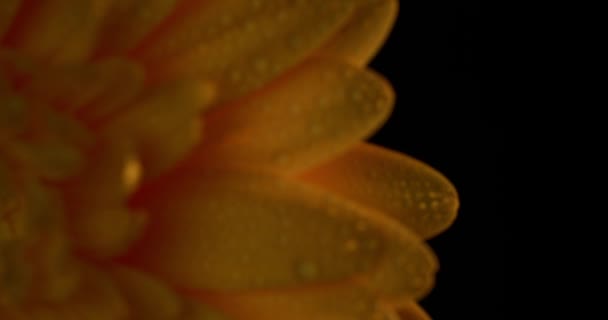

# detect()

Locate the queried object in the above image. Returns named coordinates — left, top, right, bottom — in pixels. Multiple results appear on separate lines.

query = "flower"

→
left=0, top=1, right=459, bottom=319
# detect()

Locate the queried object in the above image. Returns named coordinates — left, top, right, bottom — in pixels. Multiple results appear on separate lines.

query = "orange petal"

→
left=95, top=0, right=178, bottom=56
left=62, top=139, right=145, bottom=258
left=24, top=264, right=129, bottom=320
left=397, top=301, right=432, bottom=320
left=126, top=168, right=436, bottom=300
left=135, top=0, right=355, bottom=102
left=110, top=265, right=183, bottom=320
left=193, top=283, right=402, bottom=320
left=197, top=58, right=394, bottom=173
left=321, top=0, right=399, bottom=66
left=6, top=0, right=113, bottom=64
left=178, top=298, right=231, bottom=320
left=102, top=80, right=214, bottom=177
left=300, top=143, right=459, bottom=239
left=0, top=0, right=20, bottom=39
left=22, top=58, right=144, bottom=120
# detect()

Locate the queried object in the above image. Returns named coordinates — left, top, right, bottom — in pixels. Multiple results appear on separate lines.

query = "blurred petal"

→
left=62, top=139, right=145, bottom=258
left=126, top=168, right=436, bottom=300
left=321, top=0, right=399, bottom=66
left=0, top=0, right=20, bottom=39
left=135, top=0, right=355, bottom=102
left=95, top=0, right=177, bottom=56
left=178, top=298, right=231, bottom=320
left=31, top=264, right=128, bottom=320
left=396, top=301, right=431, bottom=320
left=102, top=80, right=215, bottom=177
left=194, top=284, right=396, bottom=320
left=23, top=58, right=144, bottom=120
left=301, top=143, right=459, bottom=239
left=6, top=0, right=113, bottom=64
left=110, top=265, right=183, bottom=320
left=198, top=58, right=393, bottom=173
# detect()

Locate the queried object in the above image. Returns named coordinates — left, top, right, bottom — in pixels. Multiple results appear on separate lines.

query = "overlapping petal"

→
left=0, top=0, right=20, bottom=39
left=134, top=0, right=356, bottom=102
left=5, top=0, right=113, bottom=64
left=196, top=284, right=395, bottom=320
left=0, top=1, right=457, bottom=319
left=125, top=167, right=437, bottom=301
left=95, top=0, right=178, bottom=56
left=198, top=57, right=393, bottom=173
left=322, top=0, right=398, bottom=66
left=301, top=143, right=459, bottom=239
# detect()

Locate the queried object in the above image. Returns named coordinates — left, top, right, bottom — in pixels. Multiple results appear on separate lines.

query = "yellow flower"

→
left=0, top=1, right=458, bottom=319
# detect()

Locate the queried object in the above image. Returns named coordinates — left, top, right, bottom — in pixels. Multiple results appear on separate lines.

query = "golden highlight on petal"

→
left=301, top=143, right=459, bottom=239
left=199, top=58, right=394, bottom=173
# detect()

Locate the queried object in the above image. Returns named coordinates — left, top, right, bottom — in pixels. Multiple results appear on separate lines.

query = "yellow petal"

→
left=198, top=58, right=393, bottom=173
left=6, top=0, right=112, bottom=64
left=102, top=80, right=214, bottom=177
left=126, top=168, right=436, bottom=300
left=95, top=0, right=177, bottom=56
left=110, top=265, right=183, bottom=320
left=196, top=283, right=398, bottom=320
left=135, top=0, right=355, bottom=102
left=301, top=143, right=459, bottom=239
left=321, top=0, right=399, bottom=66
left=0, top=0, right=20, bottom=39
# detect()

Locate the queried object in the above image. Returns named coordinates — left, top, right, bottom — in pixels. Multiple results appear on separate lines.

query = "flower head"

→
left=1, top=1, right=458, bottom=319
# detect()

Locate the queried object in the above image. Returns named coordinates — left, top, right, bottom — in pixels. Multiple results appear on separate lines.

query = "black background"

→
left=369, top=2, right=504, bottom=319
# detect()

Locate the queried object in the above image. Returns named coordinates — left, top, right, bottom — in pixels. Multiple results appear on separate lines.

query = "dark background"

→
left=369, top=2, right=503, bottom=319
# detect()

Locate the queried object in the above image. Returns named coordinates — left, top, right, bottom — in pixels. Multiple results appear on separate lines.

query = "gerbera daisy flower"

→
left=0, top=1, right=458, bottom=319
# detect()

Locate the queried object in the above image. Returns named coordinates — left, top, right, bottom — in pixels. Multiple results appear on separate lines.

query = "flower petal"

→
left=300, top=143, right=459, bottom=239
left=110, top=265, right=183, bottom=320
left=22, top=58, right=144, bottom=121
left=95, top=0, right=178, bottom=56
left=25, top=264, right=129, bottom=320
left=321, top=0, right=399, bottom=66
left=134, top=0, right=355, bottom=102
left=126, top=168, right=436, bottom=300
left=197, top=58, right=393, bottom=173
left=396, top=301, right=431, bottom=320
left=178, top=298, right=231, bottom=320
left=0, top=0, right=20, bottom=39
left=62, top=139, right=145, bottom=258
left=5, top=0, right=113, bottom=64
left=102, top=80, right=215, bottom=177
left=192, top=284, right=399, bottom=320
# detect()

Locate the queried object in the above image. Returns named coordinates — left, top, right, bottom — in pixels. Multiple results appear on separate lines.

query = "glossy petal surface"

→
left=197, top=284, right=394, bottom=320
left=199, top=58, right=393, bottom=173
left=322, top=0, right=398, bottom=66
left=135, top=0, right=355, bottom=102
left=127, top=168, right=436, bottom=300
left=301, top=143, right=459, bottom=239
